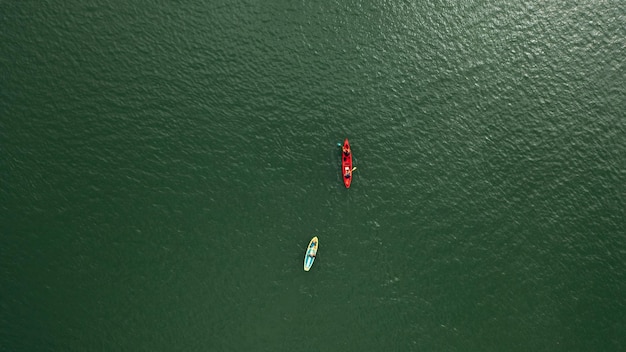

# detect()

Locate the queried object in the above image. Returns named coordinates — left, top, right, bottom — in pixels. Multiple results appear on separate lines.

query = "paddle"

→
left=351, top=167, right=357, bottom=172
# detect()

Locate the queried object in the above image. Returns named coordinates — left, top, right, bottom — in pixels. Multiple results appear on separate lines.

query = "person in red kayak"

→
left=344, top=169, right=351, bottom=179
left=343, top=146, right=350, bottom=156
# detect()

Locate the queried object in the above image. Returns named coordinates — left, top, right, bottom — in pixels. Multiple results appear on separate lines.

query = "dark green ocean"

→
left=2, top=0, right=625, bottom=351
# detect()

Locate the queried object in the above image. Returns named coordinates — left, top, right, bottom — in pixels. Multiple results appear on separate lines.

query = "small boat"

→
left=303, top=236, right=318, bottom=272
left=341, top=138, right=353, bottom=188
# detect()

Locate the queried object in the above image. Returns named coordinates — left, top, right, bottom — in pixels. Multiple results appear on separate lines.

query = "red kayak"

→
left=341, top=138, right=353, bottom=188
